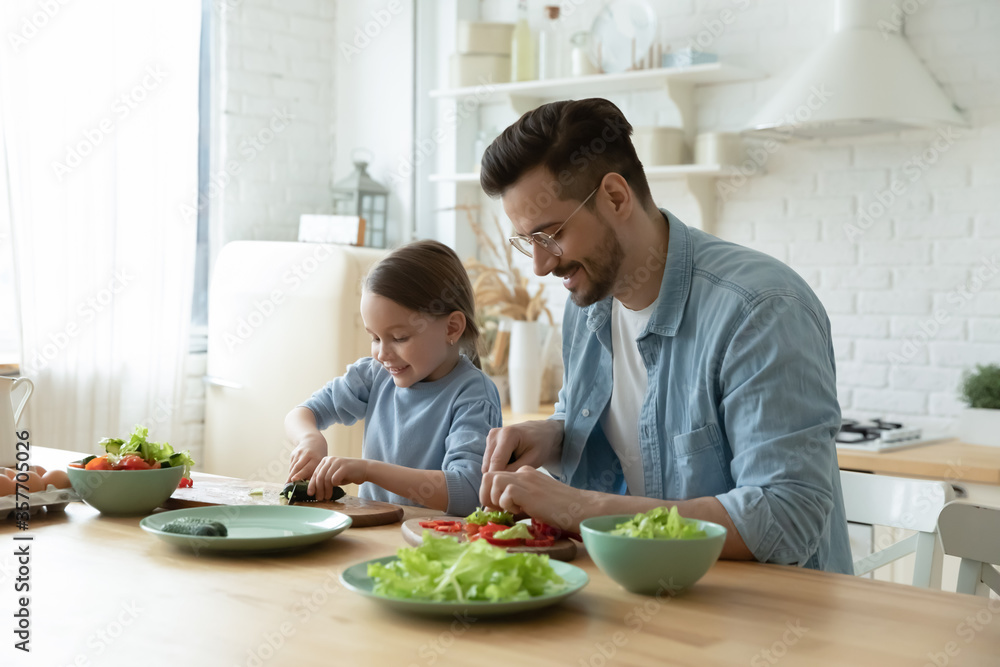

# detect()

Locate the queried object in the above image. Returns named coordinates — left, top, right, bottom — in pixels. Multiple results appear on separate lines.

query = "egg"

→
left=23, top=471, right=44, bottom=493
left=0, top=475, right=14, bottom=496
left=1, top=468, right=15, bottom=479
left=41, top=469, right=71, bottom=490
left=29, top=465, right=47, bottom=476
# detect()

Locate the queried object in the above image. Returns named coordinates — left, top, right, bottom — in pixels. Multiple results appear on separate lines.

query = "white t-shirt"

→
left=600, top=298, right=655, bottom=496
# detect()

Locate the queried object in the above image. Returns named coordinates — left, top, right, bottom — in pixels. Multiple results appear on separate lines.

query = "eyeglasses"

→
left=508, top=186, right=599, bottom=258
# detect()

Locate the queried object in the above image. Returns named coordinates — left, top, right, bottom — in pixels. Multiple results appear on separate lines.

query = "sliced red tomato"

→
left=177, top=477, right=193, bottom=488
left=115, top=455, right=152, bottom=470
left=525, top=538, right=555, bottom=547
left=85, top=456, right=112, bottom=471
left=418, top=520, right=463, bottom=533
left=67, top=462, right=85, bottom=469
left=463, top=522, right=480, bottom=536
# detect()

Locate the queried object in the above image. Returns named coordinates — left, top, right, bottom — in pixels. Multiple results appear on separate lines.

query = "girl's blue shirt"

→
left=300, top=355, right=501, bottom=515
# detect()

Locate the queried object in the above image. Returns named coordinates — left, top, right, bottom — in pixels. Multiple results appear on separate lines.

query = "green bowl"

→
left=67, top=465, right=184, bottom=516
left=580, top=514, right=727, bottom=595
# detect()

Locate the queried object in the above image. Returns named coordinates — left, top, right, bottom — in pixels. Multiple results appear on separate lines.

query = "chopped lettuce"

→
left=368, top=532, right=565, bottom=602
left=100, top=425, right=195, bottom=477
left=493, top=523, right=533, bottom=540
left=465, top=507, right=514, bottom=526
left=610, top=506, right=707, bottom=540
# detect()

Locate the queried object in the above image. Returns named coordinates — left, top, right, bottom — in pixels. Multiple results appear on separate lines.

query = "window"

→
left=189, top=0, right=212, bottom=353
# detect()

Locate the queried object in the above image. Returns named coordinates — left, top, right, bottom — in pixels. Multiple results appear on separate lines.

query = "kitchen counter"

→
left=4, top=446, right=998, bottom=666
left=503, top=406, right=1000, bottom=487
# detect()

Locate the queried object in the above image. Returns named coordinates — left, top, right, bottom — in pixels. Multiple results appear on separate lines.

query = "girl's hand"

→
left=287, top=433, right=328, bottom=483
left=309, top=457, right=369, bottom=501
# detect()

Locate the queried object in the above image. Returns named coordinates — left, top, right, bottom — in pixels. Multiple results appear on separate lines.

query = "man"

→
left=478, top=98, right=852, bottom=573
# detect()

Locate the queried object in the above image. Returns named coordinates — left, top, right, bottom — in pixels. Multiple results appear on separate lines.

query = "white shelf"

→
left=429, top=63, right=759, bottom=104
left=430, top=164, right=734, bottom=183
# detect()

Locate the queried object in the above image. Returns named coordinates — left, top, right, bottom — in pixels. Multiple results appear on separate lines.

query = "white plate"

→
left=590, top=0, right=658, bottom=74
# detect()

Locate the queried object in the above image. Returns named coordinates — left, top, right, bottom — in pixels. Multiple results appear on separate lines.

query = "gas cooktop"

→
left=835, top=418, right=950, bottom=453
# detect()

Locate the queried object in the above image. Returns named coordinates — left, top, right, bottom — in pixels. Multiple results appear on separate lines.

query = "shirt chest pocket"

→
left=670, top=423, right=730, bottom=500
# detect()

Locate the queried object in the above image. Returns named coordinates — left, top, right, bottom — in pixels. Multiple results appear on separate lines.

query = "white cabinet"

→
left=414, top=2, right=759, bottom=251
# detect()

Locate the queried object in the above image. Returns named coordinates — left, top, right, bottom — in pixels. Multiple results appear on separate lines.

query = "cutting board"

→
left=161, top=477, right=404, bottom=527
left=401, top=517, right=578, bottom=561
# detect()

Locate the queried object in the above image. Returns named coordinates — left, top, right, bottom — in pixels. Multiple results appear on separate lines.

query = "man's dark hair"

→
left=479, top=98, right=654, bottom=209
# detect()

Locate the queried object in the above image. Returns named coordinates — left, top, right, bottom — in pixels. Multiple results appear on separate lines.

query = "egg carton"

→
left=0, top=485, right=81, bottom=520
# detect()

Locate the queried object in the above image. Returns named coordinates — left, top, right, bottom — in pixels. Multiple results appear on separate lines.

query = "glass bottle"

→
left=570, top=31, right=598, bottom=77
left=511, top=0, right=536, bottom=82
left=538, top=5, right=565, bottom=80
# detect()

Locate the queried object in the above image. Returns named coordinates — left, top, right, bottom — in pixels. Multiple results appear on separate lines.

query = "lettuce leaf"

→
left=610, top=506, right=707, bottom=540
left=368, top=532, right=565, bottom=602
left=100, top=425, right=195, bottom=476
left=465, top=507, right=514, bottom=526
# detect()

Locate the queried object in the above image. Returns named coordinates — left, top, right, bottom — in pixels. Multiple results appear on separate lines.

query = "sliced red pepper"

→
left=478, top=522, right=510, bottom=537
left=483, top=535, right=524, bottom=547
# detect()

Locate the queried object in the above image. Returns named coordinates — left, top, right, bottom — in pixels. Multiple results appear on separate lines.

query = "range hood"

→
left=746, top=0, right=966, bottom=140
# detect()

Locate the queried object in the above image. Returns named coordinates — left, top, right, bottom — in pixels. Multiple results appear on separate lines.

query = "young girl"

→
left=285, top=240, right=502, bottom=515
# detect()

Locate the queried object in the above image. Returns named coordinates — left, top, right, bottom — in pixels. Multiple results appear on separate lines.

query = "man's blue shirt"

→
left=552, top=210, right=853, bottom=574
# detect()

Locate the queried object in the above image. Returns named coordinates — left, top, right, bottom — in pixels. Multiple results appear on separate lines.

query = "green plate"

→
left=339, top=556, right=589, bottom=616
left=140, top=505, right=352, bottom=554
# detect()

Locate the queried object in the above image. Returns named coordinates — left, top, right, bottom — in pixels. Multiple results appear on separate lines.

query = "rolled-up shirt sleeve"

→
left=715, top=294, right=841, bottom=566
left=298, top=358, right=375, bottom=430
left=442, top=398, right=502, bottom=515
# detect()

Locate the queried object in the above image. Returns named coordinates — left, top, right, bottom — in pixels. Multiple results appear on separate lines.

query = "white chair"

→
left=840, top=470, right=955, bottom=588
left=937, top=501, right=1000, bottom=597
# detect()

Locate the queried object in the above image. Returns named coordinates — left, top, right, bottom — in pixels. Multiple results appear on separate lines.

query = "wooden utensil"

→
left=162, top=476, right=404, bottom=527
left=401, top=517, right=578, bottom=561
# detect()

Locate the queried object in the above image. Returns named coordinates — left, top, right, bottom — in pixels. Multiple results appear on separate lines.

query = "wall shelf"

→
left=429, top=164, right=737, bottom=232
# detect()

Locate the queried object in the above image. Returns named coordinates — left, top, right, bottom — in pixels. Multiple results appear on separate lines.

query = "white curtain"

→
left=0, top=1, right=201, bottom=451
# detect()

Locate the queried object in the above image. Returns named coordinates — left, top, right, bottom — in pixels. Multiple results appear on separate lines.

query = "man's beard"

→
left=555, top=220, right=624, bottom=307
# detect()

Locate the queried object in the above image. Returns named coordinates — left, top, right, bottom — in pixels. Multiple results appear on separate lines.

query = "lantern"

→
left=332, top=150, right=389, bottom=248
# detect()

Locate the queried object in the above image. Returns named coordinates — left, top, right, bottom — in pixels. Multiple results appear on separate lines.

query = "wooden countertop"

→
left=7, top=447, right=999, bottom=666
left=837, top=439, right=1000, bottom=485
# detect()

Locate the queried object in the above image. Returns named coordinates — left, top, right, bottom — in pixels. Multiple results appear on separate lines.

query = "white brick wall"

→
left=218, top=0, right=337, bottom=244
left=695, top=0, right=1000, bottom=430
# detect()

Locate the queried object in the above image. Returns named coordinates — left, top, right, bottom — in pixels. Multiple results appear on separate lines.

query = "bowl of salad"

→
left=580, top=507, right=726, bottom=595
left=66, top=426, right=195, bottom=516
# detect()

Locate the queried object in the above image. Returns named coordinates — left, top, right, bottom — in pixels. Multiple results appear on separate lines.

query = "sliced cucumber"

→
left=161, top=517, right=228, bottom=537
left=280, top=480, right=345, bottom=504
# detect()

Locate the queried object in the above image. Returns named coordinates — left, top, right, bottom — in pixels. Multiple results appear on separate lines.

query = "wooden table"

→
left=2, top=448, right=998, bottom=666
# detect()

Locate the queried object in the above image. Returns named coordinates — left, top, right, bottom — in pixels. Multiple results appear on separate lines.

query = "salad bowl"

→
left=580, top=512, right=726, bottom=595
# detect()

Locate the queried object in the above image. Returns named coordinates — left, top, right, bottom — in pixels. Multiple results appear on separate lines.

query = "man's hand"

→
left=287, top=433, right=328, bottom=484
left=482, top=419, right=565, bottom=473
left=308, top=457, right=368, bottom=501
left=479, top=466, right=591, bottom=531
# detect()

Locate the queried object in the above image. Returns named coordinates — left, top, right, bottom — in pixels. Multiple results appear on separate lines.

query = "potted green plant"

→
left=958, top=364, right=1000, bottom=447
